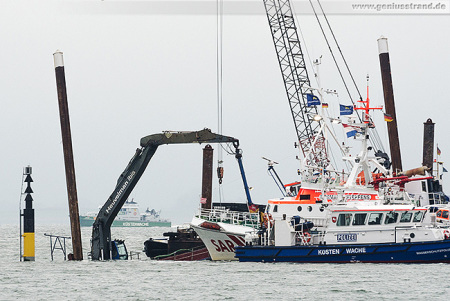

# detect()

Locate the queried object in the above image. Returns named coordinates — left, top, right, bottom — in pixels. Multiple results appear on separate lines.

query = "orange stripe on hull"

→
left=268, top=200, right=315, bottom=205
left=269, top=187, right=379, bottom=204
left=332, top=208, right=426, bottom=212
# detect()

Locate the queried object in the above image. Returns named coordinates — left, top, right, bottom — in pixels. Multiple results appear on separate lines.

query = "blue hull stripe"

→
left=235, top=240, right=450, bottom=263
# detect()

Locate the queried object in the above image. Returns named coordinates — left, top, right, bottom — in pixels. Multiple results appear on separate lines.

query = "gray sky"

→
left=1, top=0, right=450, bottom=226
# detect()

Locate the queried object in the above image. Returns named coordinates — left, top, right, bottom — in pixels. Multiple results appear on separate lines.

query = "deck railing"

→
left=303, top=217, right=328, bottom=228
left=293, top=231, right=325, bottom=246
left=196, top=207, right=260, bottom=227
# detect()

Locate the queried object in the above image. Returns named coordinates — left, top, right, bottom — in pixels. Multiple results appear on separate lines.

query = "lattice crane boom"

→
left=263, top=0, right=328, bottom=169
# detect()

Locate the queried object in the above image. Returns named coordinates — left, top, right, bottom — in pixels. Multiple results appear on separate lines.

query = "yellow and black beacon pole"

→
left=20, top=166, right=35, bottom=261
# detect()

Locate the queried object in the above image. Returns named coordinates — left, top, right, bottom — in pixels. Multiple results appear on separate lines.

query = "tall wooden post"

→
left=201, top=145, right=214, bottom=209
left=54, top=50, right=83, bottom=260
left=422, top=118, right=435, bottom=176
left=378, top=37, right=402, bottom=173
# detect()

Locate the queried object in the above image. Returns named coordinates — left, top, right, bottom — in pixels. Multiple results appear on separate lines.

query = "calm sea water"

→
left=1, top=224, right=449, bottom=300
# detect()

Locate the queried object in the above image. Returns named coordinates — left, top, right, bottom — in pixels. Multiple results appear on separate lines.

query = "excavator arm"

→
left=91, top=128, right=246, bottom=260
left=139, top=129, right=239, bottom=147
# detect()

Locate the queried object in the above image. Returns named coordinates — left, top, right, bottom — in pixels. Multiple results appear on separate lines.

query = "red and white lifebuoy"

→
left=443, top=229, right=450, bottom=239
left=303, top=232, right=311, bottom=243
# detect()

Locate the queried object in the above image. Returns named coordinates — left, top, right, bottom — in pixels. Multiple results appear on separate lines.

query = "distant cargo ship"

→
left=80, top=200, right=171, bottom=227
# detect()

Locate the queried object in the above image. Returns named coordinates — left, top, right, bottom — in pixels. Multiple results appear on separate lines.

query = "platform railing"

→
left=196, top=207, right=260, bottom=227
left=302, top=217, right=328, bottom=227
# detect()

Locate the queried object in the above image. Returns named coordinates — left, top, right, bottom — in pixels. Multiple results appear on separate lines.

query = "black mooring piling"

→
left=378, top=37, right=402, bottom=174
left=423, top=118, right=435, bottom=176
left=201, top=145, right=214, bottom=209
left=53, top=50, right=83, bottom=260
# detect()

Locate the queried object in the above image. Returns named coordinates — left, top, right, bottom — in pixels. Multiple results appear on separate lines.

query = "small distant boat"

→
left=80, top=199, right=171, bottom=227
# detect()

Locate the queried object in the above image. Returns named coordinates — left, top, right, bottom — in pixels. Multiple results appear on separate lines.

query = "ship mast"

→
left=344, top=81, right=385, bottom=188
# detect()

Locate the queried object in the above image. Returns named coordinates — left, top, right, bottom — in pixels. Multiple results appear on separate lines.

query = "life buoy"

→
left=263, top=213, right=274, bottom=228
left=443, top=229, right=450, bottom=239
left=303, top=232, right=311, bottom=243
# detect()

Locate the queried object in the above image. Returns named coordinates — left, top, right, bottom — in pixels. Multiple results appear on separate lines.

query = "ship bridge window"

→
left=299, top=195, right=310, bottom=200
left=442, top=210, right=449, bottom=219
left=413, top=211, right=424, bottom=222
left=368, top=213, right=383, bottom=225
left=352, top=213, right=367, bottom=226
left=400, top=212, right=413, bottom=223
left=429, top=206, right=439, bottom=213
left=384, top=211, right=399, bottom=224
left=337, top=213, right=352, bottom=226
left=290, top=186, right=298, bottom=195
left=421, top=181, right=427, bottom=192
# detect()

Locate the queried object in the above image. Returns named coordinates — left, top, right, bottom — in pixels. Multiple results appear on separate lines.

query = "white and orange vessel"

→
left=191, top=94, right=445, bottom=260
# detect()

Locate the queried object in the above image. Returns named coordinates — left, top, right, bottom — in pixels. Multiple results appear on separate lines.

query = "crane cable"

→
left=308, top=0, right=369, bottom=176
left=217, top=0, right=224, bottom=202
left=291, top=4, right=344, bottom=174
left=315, top=0, right=363, bottom=101
left=309, top=0, right=386, bottom=154
left=290, top=3, right=320, bottom=90
left=308, top=0, right=359, bottom=115
left=316, top=0, right=386, bottom=153
left=217, top=0, right=223, bottom=140
left=293, top=3, right=350, bottom=174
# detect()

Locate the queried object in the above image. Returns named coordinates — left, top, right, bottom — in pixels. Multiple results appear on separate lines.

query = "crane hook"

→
left=217, top=166, right=224, bottom=184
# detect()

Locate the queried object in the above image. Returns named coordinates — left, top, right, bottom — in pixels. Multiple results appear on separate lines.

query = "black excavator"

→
left=90, top=129, right=253, bottom=260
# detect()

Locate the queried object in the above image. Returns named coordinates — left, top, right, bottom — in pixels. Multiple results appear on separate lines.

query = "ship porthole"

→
left=297, top=206, right=302, bottom=212
left=307, top=206, right=312, bottom=212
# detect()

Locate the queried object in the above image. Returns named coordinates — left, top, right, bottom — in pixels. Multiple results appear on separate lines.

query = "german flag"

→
left=322, top=103, right=329, bottom=108
left=384, top=113, right=393, bottom=122
left=248, top=204, right=259, bottom=213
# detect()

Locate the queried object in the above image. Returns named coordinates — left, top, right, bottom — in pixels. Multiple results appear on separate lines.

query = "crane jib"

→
left=91, top=129, right=251, bottom=261
left=263, top=0, right=328, bottom=169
